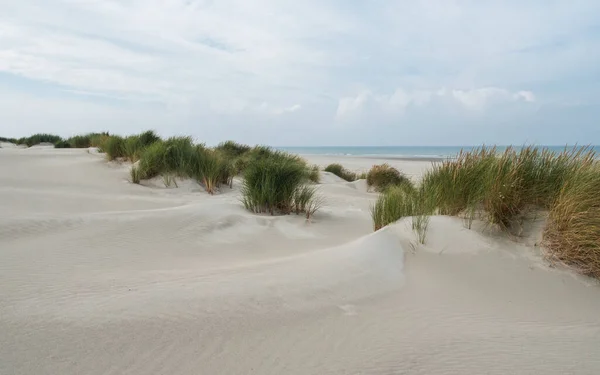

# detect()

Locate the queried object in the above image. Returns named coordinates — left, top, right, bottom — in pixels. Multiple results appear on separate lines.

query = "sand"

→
left=1, top=147, right=600, bottom=375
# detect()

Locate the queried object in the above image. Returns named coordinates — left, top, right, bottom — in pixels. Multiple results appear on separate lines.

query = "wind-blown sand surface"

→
left=1, top=147, right=600, bottom=375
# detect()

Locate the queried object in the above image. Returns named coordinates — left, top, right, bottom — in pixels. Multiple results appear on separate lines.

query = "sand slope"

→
left=1, top=148, right=600, bottom=375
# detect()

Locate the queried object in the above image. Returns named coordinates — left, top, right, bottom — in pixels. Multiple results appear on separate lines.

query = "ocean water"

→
left=277, top=146, right=600, bottom=159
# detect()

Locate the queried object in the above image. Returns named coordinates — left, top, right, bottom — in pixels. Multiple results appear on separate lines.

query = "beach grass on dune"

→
left=324, top=163, right=357, bottom=182
left=307, top=164, right=321, bottom=183
left=103, top=135, right=126, bottom=161
left=373, top=144, right=600, bottom=278
left=366, top=163, right=412, bottom=192
left=544, top=163, right=600, bottom=278
left=241, top=150, right=321, bottom=216
left=7, top=130, right=600, bottom=278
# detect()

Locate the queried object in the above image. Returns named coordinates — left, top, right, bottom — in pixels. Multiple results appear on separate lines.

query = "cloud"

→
left=336, top=86, right=536, bottom=121
left=0, top=0, right=598, bottom=144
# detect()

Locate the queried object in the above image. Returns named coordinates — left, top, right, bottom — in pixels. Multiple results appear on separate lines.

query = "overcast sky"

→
left=1, top=0, right=599, bottom=146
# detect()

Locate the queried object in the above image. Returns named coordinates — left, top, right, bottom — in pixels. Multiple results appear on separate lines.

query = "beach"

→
left=2, top=146, right=600, bottom=375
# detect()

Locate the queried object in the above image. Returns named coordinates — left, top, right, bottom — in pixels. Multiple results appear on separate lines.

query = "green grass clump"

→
left=130, top=166, right=141, bottom=184
left=366, top=164, right=412, bottom=192
left=0, top=137, right=18, bottom=144
left=215, top=140, right=252, bottom=159
left=137, top=142, right=168, bottom=179
left=371, top=184, right=423, bottom=231
left=544, top=164, right=600, bottom=278
left=242, top=155, right=313, bottom=215
left=373, top=145, right=600, bottom=256
left=89, top=133, right=110, bottom=149
left=16, top=134, right=63, bottom=147
left=138, top=130, right=161, bottom=148
left=194, top=148, right=232, bottom=194
left=307, top=165, right=320, bottom=183
left=324, top=163, right=357, bottom=182
left=67, top=135, right=90, bottom=148
left=419, top=146, right=595, bottom=230
left=122, top=135, right=143, bottom=162
left=103, top=136, right=126, bottom=161
left=54, top=140, right=71, bottom=148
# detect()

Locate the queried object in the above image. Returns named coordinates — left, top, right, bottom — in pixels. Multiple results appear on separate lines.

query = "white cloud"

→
left=336, top=86, right=536, bottom=121
left=0, top=0, right=598, bottom=144
left=450, top=87, right=535, bottom=111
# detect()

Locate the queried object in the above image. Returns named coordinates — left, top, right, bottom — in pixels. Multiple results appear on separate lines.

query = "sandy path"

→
left=1, top=148, right=600, bottom=375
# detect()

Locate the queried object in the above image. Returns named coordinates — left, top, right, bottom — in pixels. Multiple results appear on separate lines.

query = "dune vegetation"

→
left=324, top=163, right=357, bottom=182
left=5, top=131, right=599, bottom=278
left=1, top=132, right=112, bottom=149
left=372, top=145, right=600, bottom=278
left=366, top=164, right=412, bottom=192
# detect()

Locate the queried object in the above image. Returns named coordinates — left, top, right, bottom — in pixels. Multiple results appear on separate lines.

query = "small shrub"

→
left=104, top=136, right=125, bottom=161
left=366, top=164, right=412, bottom=192
left=324, top=163, right=356, bottom=182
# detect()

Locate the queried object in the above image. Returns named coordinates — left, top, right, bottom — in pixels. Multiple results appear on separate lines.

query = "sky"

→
left=0, top=0, right=599, bottom=146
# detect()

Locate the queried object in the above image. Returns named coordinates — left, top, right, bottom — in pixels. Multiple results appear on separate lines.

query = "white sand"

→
left=1, top=148, right=600, bottom=375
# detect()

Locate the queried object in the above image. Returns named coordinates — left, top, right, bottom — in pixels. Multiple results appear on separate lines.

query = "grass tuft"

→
left=366, top=164, right=412, bottom=192
left=307, top=165, right=320, bottom=183
left=324, top=163, right=357, bottom=182
left=130, top=166, right=141, bottom=184
left=544, top=163, right=600, bottom=278
left=242, top=155, right=310, bottom=215
left=104, top=136, right=126, bottom=161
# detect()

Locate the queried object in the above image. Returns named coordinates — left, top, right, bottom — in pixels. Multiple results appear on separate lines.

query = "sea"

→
left=277, top=146, right=600, bottom=160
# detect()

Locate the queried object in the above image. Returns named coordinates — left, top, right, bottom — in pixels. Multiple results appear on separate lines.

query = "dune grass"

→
left=130, top=166, right=142, bottom=184
left=14, top=133, right=63, bottom=147
left=307, top=164, right=320, bottom=183
left=241, top=152, right=321, bottom=216
left=544, top=163, right=600, bottom=278
left=373, top=145, right=600, bottom=277
left=0, top=137, right=18, bottom=144
left=419, top=146, right=596, bottom=230
left=366, top=164, right=412, bottom=192
left=103, top=136, right=126, bottom=161
left=324, top=163, right=357, bottom=182
left=215, top=140, right=252, bottom=159
left=123, top=135, right=143, bottom=162
left=371, top=183, right=420, bottom=231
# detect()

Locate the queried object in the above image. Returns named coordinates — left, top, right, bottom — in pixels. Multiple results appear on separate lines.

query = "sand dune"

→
left=1, top=148, right=600, bottom=375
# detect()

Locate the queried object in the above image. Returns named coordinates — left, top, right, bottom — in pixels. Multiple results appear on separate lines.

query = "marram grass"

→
left=366, top=163, right=412, bottom=192
left=324, top=163, right=356, bottom=182
left=373, top=145, right=600, bottom=278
